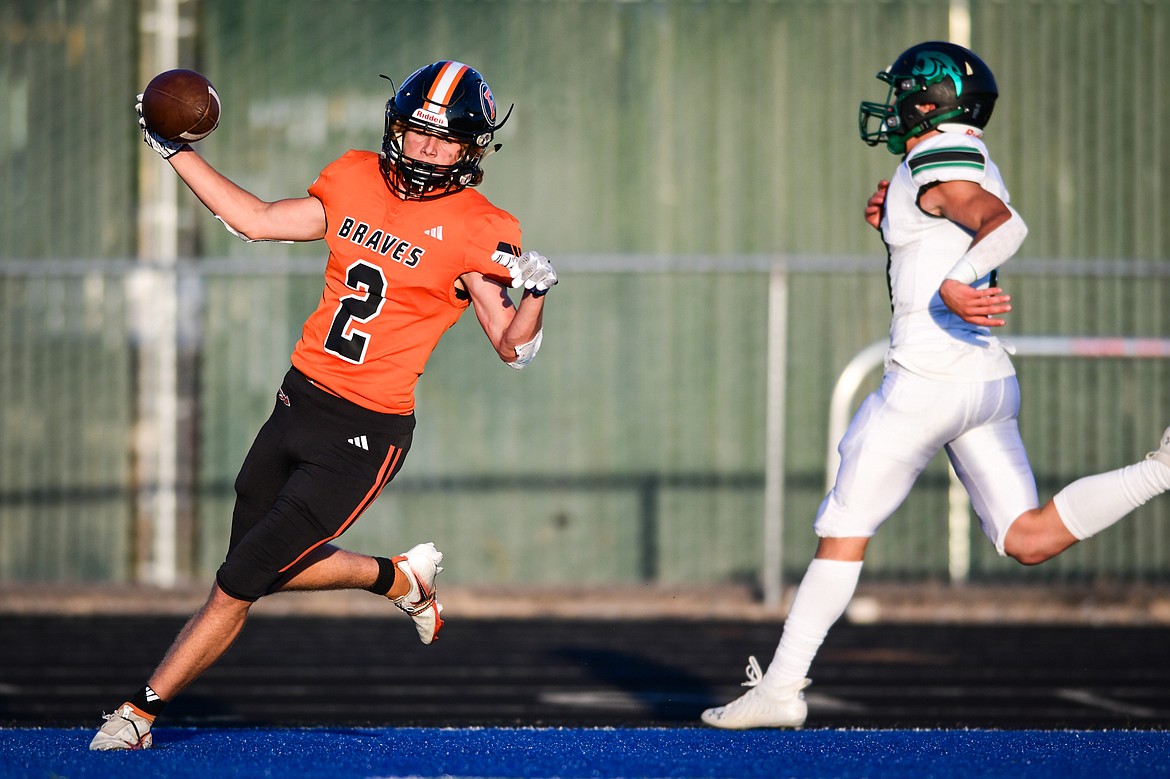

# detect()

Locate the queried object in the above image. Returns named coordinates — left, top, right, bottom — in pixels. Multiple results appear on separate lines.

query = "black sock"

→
left=130, top=685, right=167, bottom=718
left=367, top=556, right=398, bottom=597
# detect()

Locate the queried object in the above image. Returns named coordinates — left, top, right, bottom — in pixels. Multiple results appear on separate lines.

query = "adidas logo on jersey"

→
left=424, top=226, right=443, bottom=241
left=348, top=435, right=369, bottom=450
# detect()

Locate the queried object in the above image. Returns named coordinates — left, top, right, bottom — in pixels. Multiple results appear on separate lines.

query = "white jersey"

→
left=816, top=132, right=1043, bottom=552
left=880, top=133, right=1016, bottom=382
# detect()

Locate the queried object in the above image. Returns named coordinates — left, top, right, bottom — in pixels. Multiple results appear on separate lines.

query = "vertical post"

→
left=762, top=266, right=788, bottom=607
left=949, top=0, right=972, bottom=48
left=946, top=0, right=974, bottom=582
left=638, top=477, right=659, bottom=582
left=134, top=0, right=182, bottom=587
left=947, top=464, right=971, bottom=583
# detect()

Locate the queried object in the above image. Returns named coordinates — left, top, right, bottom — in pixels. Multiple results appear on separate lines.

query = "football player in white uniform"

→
left=701, top=41, right=1170, bottom=730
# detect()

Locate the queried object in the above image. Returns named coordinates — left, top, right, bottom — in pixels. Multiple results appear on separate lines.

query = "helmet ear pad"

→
left=891, top=78, right=967, bottom=140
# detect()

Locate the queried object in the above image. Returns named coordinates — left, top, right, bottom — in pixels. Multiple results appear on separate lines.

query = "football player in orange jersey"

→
left=91, top=61, right=557, bottom=751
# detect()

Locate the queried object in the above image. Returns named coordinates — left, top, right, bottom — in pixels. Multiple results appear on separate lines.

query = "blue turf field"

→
left=4, top=727, right=1170, bottom=779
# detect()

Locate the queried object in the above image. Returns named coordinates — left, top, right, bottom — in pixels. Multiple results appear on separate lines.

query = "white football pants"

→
left=814, top=363, right=1036, bottom=555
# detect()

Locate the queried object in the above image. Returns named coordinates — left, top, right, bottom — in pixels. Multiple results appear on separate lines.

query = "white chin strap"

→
left=936, top=123, right=984, bottom=138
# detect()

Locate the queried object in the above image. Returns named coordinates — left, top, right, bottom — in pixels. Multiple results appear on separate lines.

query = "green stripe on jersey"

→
left=908, top=146, right=986, bottom=175
left=912, top=159, right=986, bottom=174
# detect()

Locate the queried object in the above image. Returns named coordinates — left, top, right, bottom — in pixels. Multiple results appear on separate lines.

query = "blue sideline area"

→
left=3, top=727, right=1170, bottom=779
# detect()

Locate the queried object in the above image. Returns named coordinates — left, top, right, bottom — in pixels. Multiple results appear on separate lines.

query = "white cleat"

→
left=89, top=702, right=154, bottom=750
left=701, top=656, right=810, bottom=730
left=1145, top=427, right=1170, bottom=468
left=390, top=542, right=444, bottom=645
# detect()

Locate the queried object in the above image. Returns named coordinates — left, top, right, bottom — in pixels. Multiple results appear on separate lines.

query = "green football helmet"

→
left=859, top=41, right=998, bottom=154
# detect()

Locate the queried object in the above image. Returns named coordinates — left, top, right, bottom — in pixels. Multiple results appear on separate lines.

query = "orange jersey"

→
left=291, top=150, right=521, bottom=414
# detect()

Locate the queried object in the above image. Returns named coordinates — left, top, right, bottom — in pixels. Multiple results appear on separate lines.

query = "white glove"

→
left=135, top=94, right=182, bottom=159
left=493, top=250, right=558, bottom=296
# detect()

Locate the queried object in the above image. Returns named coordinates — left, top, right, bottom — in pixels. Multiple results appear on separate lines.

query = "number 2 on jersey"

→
left=325, top=260, right=386, bottom=364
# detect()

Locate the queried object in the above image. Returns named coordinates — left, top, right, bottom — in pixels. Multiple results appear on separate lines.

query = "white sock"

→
left=1053, top=460, right=1170, bottom=540
left=761, top=558, right=863, bottom=691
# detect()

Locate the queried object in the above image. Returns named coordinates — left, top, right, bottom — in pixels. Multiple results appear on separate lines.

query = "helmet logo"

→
left=412, top=107, right=449, bottom=128
left=913, top=51, right=964, bottom=96
left=479, top=82, right=497, bottom=125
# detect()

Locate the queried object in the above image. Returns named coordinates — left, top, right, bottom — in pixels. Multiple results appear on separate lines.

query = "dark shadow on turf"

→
left=551, top=646, right=721, bottom=722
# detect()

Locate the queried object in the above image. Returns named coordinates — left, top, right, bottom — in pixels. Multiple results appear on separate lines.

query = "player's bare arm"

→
left=921, top=180, right=1017, bottom=327
left=461, top=271, right=545, bottom=364
left=918, top=178, right=1011, bottom=232
left=166, top=149, right=327, bottom=242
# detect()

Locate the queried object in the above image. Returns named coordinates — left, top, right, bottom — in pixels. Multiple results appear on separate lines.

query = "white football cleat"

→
left=1145, top=426, right=1170, bottom=468
left=390, top=542, right=444, bottom=645
left=89, top=702, right=154, bottom=750
left=701, top=656, right=809, bottom=730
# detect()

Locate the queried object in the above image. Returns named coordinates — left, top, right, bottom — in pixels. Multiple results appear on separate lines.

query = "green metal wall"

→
left=2, top=0, right=1169, bottom=588
left=0, top=1, right=137, bottom=258
left=0, top=1, right=137, bottom=581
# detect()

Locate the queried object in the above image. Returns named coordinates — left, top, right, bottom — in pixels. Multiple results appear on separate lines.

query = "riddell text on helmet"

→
left=412, top=108, right=448, bottom=127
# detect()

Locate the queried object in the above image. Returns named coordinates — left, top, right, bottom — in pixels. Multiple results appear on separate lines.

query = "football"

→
left=141, top=69, right=221, bottom=143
